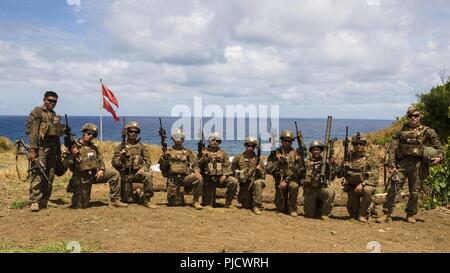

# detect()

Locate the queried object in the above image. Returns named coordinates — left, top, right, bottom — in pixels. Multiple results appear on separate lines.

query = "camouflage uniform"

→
left=158, top=145, right=203, bottom=207
left=198, top=135, right=238, bottom=207
left=337, top=135, right=378, bottom=220
left=266, top=146, right=304, bottom=215
left=63, top=138, right=121, bottom=208
left=112, top=140, right=154, bottom=204
left=383, top=120, right=444, bottom=218
left=231, top=139, right=266, bottom=212
left=26, top=104, right=64, bottom=206
left=301, top=141, right=336, bottom=219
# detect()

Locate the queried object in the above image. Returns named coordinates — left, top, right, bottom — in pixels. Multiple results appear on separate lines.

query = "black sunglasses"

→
left=128, top=130, right=139, bottom=134
left=246, top=144, right=256, bottom=148
left=353, top=143, right=365, bottom=146
left=46, top=99, right=57, bottom=104
left=408, top=114, right=420, bottom=118
left=85, top=130, right=97, bottom=137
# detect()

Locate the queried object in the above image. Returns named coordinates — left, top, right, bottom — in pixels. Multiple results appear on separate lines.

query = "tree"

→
left=417, top=80, right=450, bottom=144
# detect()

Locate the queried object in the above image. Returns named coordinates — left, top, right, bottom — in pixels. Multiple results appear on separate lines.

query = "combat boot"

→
left=289, top=211, right=298, bottom=217
left=111, top=199, right=128, bottom=208
left=224, top=200, right=235, bottom=209
left=252, top=207, right=262, bottom=215
left=358, top=216, right=368, bottom=223
left=321, top=215, right=330, bottom=221
left=376, top=212, right=392, bottom=223
left=193, top=202, right=203, bottom=210
left=30, top=202, right=39, bottom=212
left=144, top=199, right=157, bottom=209
left=406, top=214, right=416, bottom=224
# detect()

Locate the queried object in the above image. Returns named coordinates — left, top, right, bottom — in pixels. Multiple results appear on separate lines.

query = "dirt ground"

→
left=1, top=170, right=450, bottom=253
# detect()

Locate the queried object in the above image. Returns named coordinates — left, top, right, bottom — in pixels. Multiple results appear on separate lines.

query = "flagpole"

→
left=100, top=78, right=103, bottom=142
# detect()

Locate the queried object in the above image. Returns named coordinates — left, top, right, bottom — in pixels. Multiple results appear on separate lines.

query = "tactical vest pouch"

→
left=46, top=123, right=62, bottom=136
left=78, top=150, right=99, bottom=172
left=207, top=162, right=223, bottom=176
left=235, top=169, right=248, bottom=182
left=170, top=162, right=189, bottom=175
left=346, top=171, right=365, bottom=184
left=131, top=155, right=141, bottom=170
left=399, top=143, right=422, bottom=157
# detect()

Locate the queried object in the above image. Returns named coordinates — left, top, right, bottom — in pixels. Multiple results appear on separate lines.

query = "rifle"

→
left=14, top=139, right=49, bottom=182
left=383, top=150, right=388, bottom=192
left=320, top=116, right=333, bottom=185
left=159, top=117, right=167, bottom=151
left=63, top=114, right=75, bottom=149
left=343, top=126, right=350, bottom=161
left=197, top=119, right=205, bottom=157
left=121, top=117, right=127, bottom=149
left=256, top=135, right=262, bottom=166
left=294, top=121, right=307, bottom=159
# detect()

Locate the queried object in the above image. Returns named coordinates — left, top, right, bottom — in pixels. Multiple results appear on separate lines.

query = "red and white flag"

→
left=100, top=80, right=120, bottom=122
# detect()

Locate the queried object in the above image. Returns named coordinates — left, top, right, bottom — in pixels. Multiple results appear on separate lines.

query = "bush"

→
left=417, top=81, right=450, bottom=144
left=422, top=137, right=450, bottom=209
left=0, top=136, right=14, bottom=152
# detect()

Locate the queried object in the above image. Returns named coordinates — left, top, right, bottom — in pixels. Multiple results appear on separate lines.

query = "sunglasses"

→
left=353, top=143, right=365, bottom=146
left=210, top=139, right=221, bottom=143
left=128, top=130, right=139, bottom=134
left=85, top=131, right=97, bottom=137
left=246, top=145, right=256, bottom=148
left=46, top=99, right=57, bottom=104
left=408, top=114, right=420, bottom=118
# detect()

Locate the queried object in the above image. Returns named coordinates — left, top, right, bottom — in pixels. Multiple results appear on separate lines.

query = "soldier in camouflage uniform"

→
left=198, top=132, right=238, bottom=208
left=265, top=130, right=305, bottom=217
left=337, top=133, right=378, bottom=222
left=232, top=136, right=266, bottom=215
left=26, top=91, right=65, bottom=212
left=301, top=141, right=337, bottom=220
left=158, top=129, right=203, bottom=210
left=378, top=106, right=444, bottom=223
left=63, top=123, right=128, bottom=209
left=112, top=121, right=156, bottom=208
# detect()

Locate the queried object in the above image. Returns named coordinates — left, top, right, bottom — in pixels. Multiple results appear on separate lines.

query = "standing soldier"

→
left=158, top=129, right=203, bottom=210
left=63, top=123, right=128, bottom=209
left=301, top=141, right=336, bottom=220
left=112, top=121, right=156, bottom=208
left=377, top=106, right=444, bottom=223
left=232, top=136, right=266, bottom=215
left=265, top=130, right=304, bottom=217
left=198, top=132, right=238, bottom=208
left=26, top=91, right=65, bottom=212
left=337, top=133, right=378, bottom=222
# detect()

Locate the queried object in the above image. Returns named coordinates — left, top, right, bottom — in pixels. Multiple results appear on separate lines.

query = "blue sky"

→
left=0, top=0, right=449, bottom=119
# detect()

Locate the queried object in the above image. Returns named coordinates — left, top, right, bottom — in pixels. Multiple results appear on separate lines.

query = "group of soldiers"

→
left=25, top=91, right=444, bottom=224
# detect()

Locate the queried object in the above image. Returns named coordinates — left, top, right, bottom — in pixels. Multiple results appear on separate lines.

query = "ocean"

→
left=0, top=116, right=393, bottom=156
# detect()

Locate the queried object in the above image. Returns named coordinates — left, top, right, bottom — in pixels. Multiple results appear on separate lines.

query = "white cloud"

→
left=2, top=0, right=450, bottom=119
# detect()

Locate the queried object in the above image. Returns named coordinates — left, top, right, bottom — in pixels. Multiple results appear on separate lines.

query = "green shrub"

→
left=0, top=136, right=14, bottom=152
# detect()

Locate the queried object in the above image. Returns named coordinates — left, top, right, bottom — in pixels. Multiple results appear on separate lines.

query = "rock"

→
left=377, top=229, right=385, bottom=233
left=331, top=231, right=337, bottom=236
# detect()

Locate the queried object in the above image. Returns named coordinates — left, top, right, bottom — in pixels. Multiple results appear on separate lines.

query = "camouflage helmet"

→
left=125, top=121, right=141, bottom=134
left=423, top=146, right=438, bottom=160
left=309, top=140, right=324, bottom=151
left=280, top=130, right=295, bottom=141
left=406, top=105, right=420, bottom=116
left=351, top=132, right=367, bottom=145
left=171, top=128, right=185, bottom=142
left=81, top=123, right=98, bottom=137
left=244, top=136, right=258, bottom=146
left=208, top=132, right=222, bottom=142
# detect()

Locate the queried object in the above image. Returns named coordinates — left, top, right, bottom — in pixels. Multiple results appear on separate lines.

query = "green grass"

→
left=10, top=200, right=28, bottom=209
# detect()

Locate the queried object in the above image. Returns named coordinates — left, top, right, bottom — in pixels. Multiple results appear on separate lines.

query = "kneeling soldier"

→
left=63, top=123, right=127, bottom=209
left=337, top=133, right=378, bottom=222
left=265, top=130, right=304, bottom=217
left=112, top=121, right=156, bottom=208
left=301, top=141, right=336, bottom=220
left=198, top=132, right=238, bottom=208
left=232, top=137, right=266, bottom=215
left=158, top=129, right=203, bottom=210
